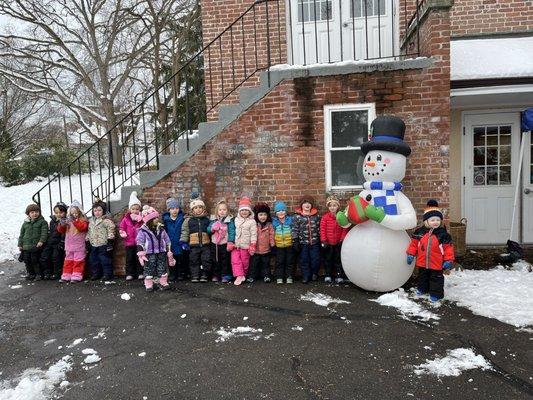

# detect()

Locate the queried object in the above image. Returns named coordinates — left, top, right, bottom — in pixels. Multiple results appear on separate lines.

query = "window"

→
left=297, top=0, right=332, bottom=23
left=324, top=104, right=375, bottom=190
left=472, top=125, right=512, bottom=186
left=351, top=0, right=386, bottom=18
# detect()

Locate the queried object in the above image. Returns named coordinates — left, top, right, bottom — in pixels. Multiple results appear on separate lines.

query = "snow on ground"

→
left=0, top=355, right=72, bottom=400
left=66, top=338, right=84, bottom=348
left=300, top=292, right=350, bottom=307
left=83, top=354, right=101, bottom=364
left=445, top=266, right=533, bottom=328
left=413, top=348, right=492, bottom=377
left=81, top=349, right=97, bottom=355
left=9, top=284, right=22, bottom=289
left=120, top=293, right=132, bottom=301
left=209, top=326, right=274, bottom=343
left=371, top=289, right=440, bottom=322
left=291, top=326, right=303, bottom=331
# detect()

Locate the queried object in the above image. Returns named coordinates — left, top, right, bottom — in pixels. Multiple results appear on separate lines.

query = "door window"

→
left=472, top=125, right=512, bottom=186
left=351, top=0, right=386, bottom=18
left=297, top=0, right=333, bottom=22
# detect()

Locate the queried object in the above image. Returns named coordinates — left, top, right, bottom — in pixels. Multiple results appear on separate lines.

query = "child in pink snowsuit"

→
left=119, top=191, right=144, bottom=280
left=230, top=197, right=257, bottom=286
left=57, top=200, right=89, bottom=282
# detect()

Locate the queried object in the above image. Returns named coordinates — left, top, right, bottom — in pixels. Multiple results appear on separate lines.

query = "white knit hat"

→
left=129, top=191, right=141, bottom=209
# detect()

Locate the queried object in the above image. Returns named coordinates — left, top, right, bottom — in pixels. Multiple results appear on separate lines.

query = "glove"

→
left=407, top=255, right=415, bottom=264
left=106, top=239, right=114, bottom=253
left=137, top=250, right=148, bottom=266
left=443, top=261, right=452, bottom=270
left=167, top=251, right=176, bottom=267
left=365, top=205, right=386, bottom=223
left=248, top=243, right=256, bottom=256
left=119, top=230, right=127, bottom=238
left=226, top=242, right=235, bottom=252
left=179, top=241, right=190, bottom=251
left=293, top=241, right=301, bottom=253
left=321, top=242, right=330, bottom=249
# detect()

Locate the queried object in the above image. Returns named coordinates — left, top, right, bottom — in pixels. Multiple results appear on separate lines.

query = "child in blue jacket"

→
left=162, top=197, right=186, bottom=281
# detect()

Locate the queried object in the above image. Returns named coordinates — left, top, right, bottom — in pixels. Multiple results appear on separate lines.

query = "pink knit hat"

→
left=142, top=205, right=159, bottom=223
left=238, top=197, right=252, bottom=212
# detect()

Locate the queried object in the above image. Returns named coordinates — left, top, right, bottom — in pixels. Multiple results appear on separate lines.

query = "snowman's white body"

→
left=341, top=150, right=417, bottom=292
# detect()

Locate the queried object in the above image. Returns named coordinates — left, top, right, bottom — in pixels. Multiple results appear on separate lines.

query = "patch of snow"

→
left=59, top=381, right=69, bottom=388
left=371, top=289, right=440, bottom=322
left=180, top=314, right=187, bottom=319
left=242, top=316, right=248, bottom=321
left=0, top=271, right=5, bottom=275
left=270, top=57, right=424, bottom=72
left=92, top=328, right=106, bottom=339
left=413, top=348, right=492, bottom=377
left=104, top=281, right=115, bottom=285
left=9, top=285, right=22, bottom=289
left=445, top=267, right=533, bottom=328
left=120, top=293, right=131, bottom=301
left=83, top=354, right=101, bottom=364
left=291, top=326, right=303, bottom=331
left=138, top=352, right=146, bottom=357
left=43, top=339, right=56, bottom=346
left=66, top=338, right=84, bottom=348
left=81, top=348, right=97, bottom=355
left=300, top=292, right=350, bottom=307
left=0, top=355, right=72, bottom=399
left=511, top=259, right=532, bottom=272
left=211, top=326, right=272, bottom=343
left=243, top=299, right=249, bottom=303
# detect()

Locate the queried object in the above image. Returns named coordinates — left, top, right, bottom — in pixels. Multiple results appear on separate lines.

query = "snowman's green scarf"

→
left=363, top=181, right=403, bottom=216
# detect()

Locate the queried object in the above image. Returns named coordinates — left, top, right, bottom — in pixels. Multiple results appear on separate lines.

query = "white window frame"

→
left=324, top=103, right=376, bottom=191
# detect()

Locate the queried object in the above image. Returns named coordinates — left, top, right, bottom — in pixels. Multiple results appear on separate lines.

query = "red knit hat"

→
left=238, top=197, right=252, bottom=212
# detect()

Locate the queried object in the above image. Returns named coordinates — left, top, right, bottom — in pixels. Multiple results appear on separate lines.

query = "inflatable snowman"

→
left=336, top=115, right=417, bottom=292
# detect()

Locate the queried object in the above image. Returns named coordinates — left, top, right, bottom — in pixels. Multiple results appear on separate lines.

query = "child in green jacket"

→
left=18, top=203, right=48, bottom=280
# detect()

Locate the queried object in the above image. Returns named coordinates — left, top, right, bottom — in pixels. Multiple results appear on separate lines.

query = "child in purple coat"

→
left=136, top=205, right=175, bottom=292
left=119, top=192, right=144, bottom=281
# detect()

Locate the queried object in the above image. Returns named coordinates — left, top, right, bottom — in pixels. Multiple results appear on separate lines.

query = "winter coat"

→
left=87, top=216, right=115, bottom=247
left=180, top=213, right=211, bottom=247
left=407, top=226, right=455, bottom=270
left=320, top=212, right=348, bottom=245
left=256, top=222, right=275, bottom=254
left=162, top=211, right=185, bottom=254
left=233, top=215, right=257, bottom=249
left=18, top=215, right=48, bottom=251
left=136, top=224, right=171, bottom=254
left=47, top=216, right=66, bottom=248
left=208, top=216, right=235, bottom=245
left=119, top=212, right=143, bottom=247
left=57, top=218, right=89, bottom=253
left=292, top=208, right=320, bottom=245
left=272, top=215, right=294, bottom=248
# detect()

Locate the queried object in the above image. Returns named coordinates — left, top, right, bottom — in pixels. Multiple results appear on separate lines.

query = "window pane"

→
left=486, top=126, right=498, bottom=145
left=500, top=125, right=511, bottom=144
left=474, top=167, right=485, bottom=186
left=331, top=149, right=365, bottom=187
left=331, top=110, right=368, bottom=148
left=487, top=166, right=498, bottom=185
left=499, top=166, right=511, bottom=185
left=500, top=145, right=511, bottom=165
left=486, top=147, right=498, bottom=165
left=473, top=147, right=485, bottom=166
left=473, top=127, right=485, bottom=146
left=320, top=1, right=332, bottom=19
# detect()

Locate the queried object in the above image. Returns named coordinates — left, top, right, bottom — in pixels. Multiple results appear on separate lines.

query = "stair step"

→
left=218, top=104, right=243, bottom=123
left=239, top=86, right=261, bottom=105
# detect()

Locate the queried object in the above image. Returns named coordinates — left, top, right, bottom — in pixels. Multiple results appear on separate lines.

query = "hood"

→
left=295, top=207, right=318, bottom=216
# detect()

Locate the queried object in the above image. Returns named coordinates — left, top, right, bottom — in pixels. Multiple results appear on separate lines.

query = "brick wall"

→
left=451, top=0, right=533, bottom=36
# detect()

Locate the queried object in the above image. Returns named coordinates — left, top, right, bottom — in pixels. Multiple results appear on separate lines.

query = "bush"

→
left=0, top=150, right=23, bottom=186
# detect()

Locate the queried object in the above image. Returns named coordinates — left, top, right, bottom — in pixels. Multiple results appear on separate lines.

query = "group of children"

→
left=18, top=193, right=454, bottom=300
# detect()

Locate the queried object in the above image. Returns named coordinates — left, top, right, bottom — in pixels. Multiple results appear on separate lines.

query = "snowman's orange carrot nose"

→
left=365, top=161, right=376, bottom=167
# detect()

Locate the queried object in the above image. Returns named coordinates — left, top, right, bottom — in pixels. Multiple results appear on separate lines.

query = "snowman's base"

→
left=341, top=221, right=414, bottom=292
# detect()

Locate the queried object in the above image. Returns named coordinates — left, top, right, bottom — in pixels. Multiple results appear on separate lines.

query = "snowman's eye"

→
left=377, top=154, right=382, bottom=161
left=367, top=155, right=371, bottom=161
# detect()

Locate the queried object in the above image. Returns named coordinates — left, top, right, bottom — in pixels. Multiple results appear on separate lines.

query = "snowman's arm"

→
left=380, top=192, right=417, bottom=231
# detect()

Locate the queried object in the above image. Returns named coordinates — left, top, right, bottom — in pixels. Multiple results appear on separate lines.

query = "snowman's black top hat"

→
left=361, top=115, right=411, bottom=157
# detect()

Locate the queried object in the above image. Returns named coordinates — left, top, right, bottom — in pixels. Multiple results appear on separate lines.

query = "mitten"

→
left=106, top=239, right=114, bottom=253
left=167, top=251, right=176, bottom=267
left=365, top=205, right=386, bottom=223
left=226, top=242, right=235, bottom=252
left=119, top=230, right=127, bottom=238
left=443, top=261, right=452, bottom=270
left=137, top=250, right=148, bottom=266
left=211, top=220, right=221, bottom=232
left=248, top=243, right=256, bottom=256
left=179, top=241, right=190, bottom=251
left=406, top=255, right=415, bottom=264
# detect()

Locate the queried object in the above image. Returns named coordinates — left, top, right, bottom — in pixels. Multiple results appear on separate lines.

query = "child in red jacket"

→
left=406, top=200, right=455, bottom=302
left=320, top=196, right=349, bottom=284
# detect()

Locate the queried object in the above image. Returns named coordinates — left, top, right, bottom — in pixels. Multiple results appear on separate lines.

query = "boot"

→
left=158, top=274, right=170, bottom=290
left=144, top=277, right=154, bottom=292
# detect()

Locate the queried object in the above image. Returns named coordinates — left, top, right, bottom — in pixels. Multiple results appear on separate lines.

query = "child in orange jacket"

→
left=406, top=200, right=454, bottom=302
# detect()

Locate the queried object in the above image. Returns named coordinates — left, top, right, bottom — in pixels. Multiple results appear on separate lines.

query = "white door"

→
left=522, top=130, right=533, bottom=243
left=463, top=113, right=521, bottom=244
left=288, top=0, right=395, bottom=65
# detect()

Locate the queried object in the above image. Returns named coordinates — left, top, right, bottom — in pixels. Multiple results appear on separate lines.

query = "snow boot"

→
left=125, top=275, right=133, bottom=281
left=324, top=276, right=332, bottom=283
left=158, top=274, right=170, bottom=290
left=286, top=277, right=293, bottom=284
left=234, top=276, right=245, bottom=286
left=264, top=277, right=271, bottom=283
left=144, top=277, right=154, bottom=292
left=335, top=277, right=344, bottom=284
left=429, top=294, right=440, bottom=302
left=276, top=278, right=283, bottom=284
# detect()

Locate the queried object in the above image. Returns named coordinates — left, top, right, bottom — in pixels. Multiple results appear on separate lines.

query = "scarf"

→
left=363, top=181, right=403, bottom=216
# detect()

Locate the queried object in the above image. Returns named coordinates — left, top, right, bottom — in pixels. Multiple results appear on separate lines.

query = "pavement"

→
left=0, top=261, right=532, bottom=400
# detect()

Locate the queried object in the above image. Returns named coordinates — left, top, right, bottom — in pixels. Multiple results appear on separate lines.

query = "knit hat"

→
left=53, top=202, right=68, bottom=213
left=299, top=195, right=315, bottom=208
left=326, top=195, right=340, bottom=208
left=69, top=200, right=82, bottom=212
left=238, top=197, right=253, bottom=213
left=166, top=197, right=181, bottom=210
left=92, top=199, right=107, bottom=214
left=254, top=202, right=272, bottom=223
left=189, top=193, right=205, bottom=210
left=129, top=191, right=141, bottom=209
left=142, top=205, right=159, bottom=223
left=25, top=203, right=40, bottom=215
left=274, top=201, right=287, bottom=213
left=423, top=199, right=443, bottom=221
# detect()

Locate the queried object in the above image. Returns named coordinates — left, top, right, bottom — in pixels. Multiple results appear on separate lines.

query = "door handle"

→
left=525, top=188, right=531, bottom=194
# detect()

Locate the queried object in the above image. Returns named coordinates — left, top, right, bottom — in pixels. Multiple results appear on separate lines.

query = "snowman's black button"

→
left=365, top=194, right=372, bottom=202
